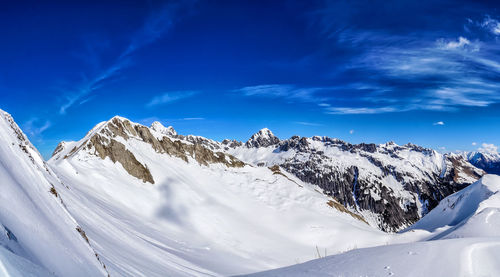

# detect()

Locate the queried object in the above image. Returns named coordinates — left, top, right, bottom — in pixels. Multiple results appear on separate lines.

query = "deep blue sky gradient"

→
left=1, top=0, right=499, bottom=159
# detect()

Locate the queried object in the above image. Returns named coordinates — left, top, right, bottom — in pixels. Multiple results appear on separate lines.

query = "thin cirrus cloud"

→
left=239, top=11, right=500, bottom=115
left=59, top=1, right=195, bottom=115
left=233, top=84, right=332, bottom=103
left=433, top=121, right=445, bottom=126
left=239, top=17, right=500, bottom=115
left=318, top=13, right=500, bottom=114
left=22, top=118, right=52, bottom=140
left=147, top=90, right=199, bottom=107
left=294, top=121, right=323, bottom=126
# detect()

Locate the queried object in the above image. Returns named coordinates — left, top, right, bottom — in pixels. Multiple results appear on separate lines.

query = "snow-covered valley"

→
left=1, top=109, right=499, bottom=276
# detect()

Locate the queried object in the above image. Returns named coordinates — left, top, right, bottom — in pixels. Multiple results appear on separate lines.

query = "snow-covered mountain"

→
left=226, top=131, right=484, bottom=231
left=0, top=110, right=109, bottom=276
left=49, top=116, right=412, bottom=276
left=249, top=174, right=500, bottom=277
left=124, top=123, right=483, bottom=232
left=0, top=112, right=491, bottom=276
left=462, top=150, right=500, bottom=175
left=51, top=118, right=483, bottom=232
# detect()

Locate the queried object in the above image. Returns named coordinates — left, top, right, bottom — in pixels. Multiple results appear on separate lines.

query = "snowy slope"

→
left=248, top=174, right=500, bottom=277
left=0, top=247, right=54, bottom=277
left=409, top=174, right=500, bottom=239
left=48, top=117, right=432, bottom=276
left=0, top=110, right=108, bottom=276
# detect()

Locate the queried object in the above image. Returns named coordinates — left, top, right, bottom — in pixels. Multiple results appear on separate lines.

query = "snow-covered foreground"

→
left=0, top=111, right=108, bottom=276
left=248, top=237, right=500, bottom=277
left=249, top=174, right=500, bottom=277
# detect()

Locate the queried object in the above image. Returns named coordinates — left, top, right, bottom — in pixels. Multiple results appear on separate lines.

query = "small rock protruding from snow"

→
left=246, top=128, right=280, bottom=148
left=52, top=141, right=68, bottom=157
left=150, top=121, right=177, bottom=136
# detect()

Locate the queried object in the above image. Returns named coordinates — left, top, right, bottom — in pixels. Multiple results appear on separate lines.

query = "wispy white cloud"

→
left=349, top=129, right=354, bottom=134
left=295, top=121, right=323, bottom=126
left=326, top=106, right=397, bottom=114
left=147, top=90, right=199, bottom=107
left=59, top=1, right=195, bottom=114
left=235, top=84, right=331, bottom=103
left=23, top=118, right=51, bottom=139
left=472, top=142, right=477, bottom=146
left=436, top=36, right=479, bottom=52
left=433, top=121, right=445, bottom=126
left=59, top=60, right=128, bottom=114
left=479, top=15, right=500, bottom=35
left=299, top=9, right=500, bottom=115
left=479, top=143, right=498, bottom=154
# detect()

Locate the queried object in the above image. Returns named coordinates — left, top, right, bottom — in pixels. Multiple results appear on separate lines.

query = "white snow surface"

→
left=0, top=110, right=107, bottom=276
left=249, top=174, right=500, bottom=277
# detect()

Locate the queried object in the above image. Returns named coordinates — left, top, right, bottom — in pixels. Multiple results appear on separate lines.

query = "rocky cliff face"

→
left=225, top=132, right=484, bottom=232
left=245, top=128, right=280, bottom=148
left=52, top=117, right=244, bottom=184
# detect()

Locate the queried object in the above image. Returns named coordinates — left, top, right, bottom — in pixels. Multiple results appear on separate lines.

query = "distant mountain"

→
left=462, top=150, right=500, bottom=175
left=0, top=109, right=108, bottom=276
left=226, top=130, right=484, bottom=231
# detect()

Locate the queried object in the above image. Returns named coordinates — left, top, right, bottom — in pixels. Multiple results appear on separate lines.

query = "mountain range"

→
left=1, top=109, right=499, bottom=276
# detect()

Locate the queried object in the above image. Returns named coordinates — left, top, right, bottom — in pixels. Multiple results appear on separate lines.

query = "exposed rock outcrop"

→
left=246, top=128, right=280, bottom=148
left=228, top=134, right=485, bottom=232
left=57, top=116, right=245, bottom=184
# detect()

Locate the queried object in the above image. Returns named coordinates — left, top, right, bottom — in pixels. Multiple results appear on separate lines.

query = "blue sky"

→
left=1, top=0, right=499, bottom=159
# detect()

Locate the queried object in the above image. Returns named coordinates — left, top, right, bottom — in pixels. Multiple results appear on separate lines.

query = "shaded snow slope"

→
left=48, top=116, right=429, bottom=276
left=0, top=247, right=54, bottom=277
left=0, top=110, right=107, bottom=276
left=248, top=174, right=500, bottom=277
left=409, top=174, right=500, bottom=239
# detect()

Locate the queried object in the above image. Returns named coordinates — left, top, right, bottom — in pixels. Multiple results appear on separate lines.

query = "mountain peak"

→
left=150, top=121, right=177, bottom=136
left=246, top=128, right=280, bottom=148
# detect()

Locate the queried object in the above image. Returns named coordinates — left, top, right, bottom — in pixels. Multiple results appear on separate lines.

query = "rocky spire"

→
left=245, top=128, right=280, bottom=148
